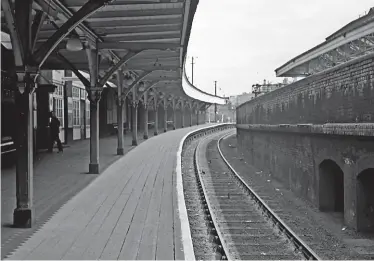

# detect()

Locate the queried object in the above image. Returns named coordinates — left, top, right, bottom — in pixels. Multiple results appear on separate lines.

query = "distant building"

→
left=252, top=79, right=287, bottom=97
left=229, top=92, right=255, bottom=107
left=206, top=102, right=236, bottom=123
left=259, top=79, right=286, bottom=94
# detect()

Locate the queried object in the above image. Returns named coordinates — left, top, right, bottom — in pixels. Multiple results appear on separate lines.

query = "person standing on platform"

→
left=49, top=111, right=63, bottom=153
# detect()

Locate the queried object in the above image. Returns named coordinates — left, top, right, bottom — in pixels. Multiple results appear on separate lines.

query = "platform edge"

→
left=176, top=130, right=205, bottom=261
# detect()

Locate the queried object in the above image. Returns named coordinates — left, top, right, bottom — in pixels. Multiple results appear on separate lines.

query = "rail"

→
left=176, top=123, right=235, bottom=260
left=217, top=132, right=321, bottom=260
left=193, top=134, right=232, bottom=260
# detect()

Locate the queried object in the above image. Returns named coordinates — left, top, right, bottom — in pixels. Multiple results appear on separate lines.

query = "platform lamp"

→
left=66, top=34, right=83, bottom=51
left=124, top=73, right=134, bottom=86
left=138, top=81, right=145, bottom=92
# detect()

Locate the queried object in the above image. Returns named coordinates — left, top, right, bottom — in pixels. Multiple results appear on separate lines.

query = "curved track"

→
left=192, top=131, right=321, bottom=260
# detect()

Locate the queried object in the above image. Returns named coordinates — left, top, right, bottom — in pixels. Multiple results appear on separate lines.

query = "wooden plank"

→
left=156, top=146, right=177, bottom=260
left=173, top=147, right=185, bottom=260
left=117, top=151, right=163, bottom=260
left=136, top=149, right=168, bottom=259
left=89, top=8, right=183, bottom=19
left=98, top=155, right=153, bottom=259
left=81, top=162, right=147, bottom=260
left=27, top=191, right=107, bottom=259
left=98, top=41, right=180, bottom=50
left=103, top=32, right=181, bottom=42
left=61, top=168, right=135, bottom=259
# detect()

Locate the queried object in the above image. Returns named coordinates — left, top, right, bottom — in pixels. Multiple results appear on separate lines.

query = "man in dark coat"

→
left=49, top=111, right=63, bottom=152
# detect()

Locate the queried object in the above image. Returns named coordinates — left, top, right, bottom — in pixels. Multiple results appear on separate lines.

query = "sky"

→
left=184, top=0, right=374, bottom=97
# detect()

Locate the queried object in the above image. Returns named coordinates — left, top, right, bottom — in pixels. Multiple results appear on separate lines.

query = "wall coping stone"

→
left=236, top=123, right=374, bottom=137
left=236, top=52, right=374, bottom=111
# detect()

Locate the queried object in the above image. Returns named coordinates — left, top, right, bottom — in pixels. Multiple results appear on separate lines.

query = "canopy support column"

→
left=87, top=47, right=102, bottom=174
left=8, top=0, right=35, bottom=228
left=163, top=97, right=168, bottom=133
left=154, top=95, right=159, bottom=136
left=172, top=98, right=177, bottom=130
left=197, top=109, right=199, bottom=125
left=14, top=72, right=35, bottom=228
left=116, top=71, right=124, bottom=155
left=127, top=98, right=131, bottom=133
left=143, top=91, right=149, bottom=139
left=181, top=100, right=185, bottom=128
left=189, top=102, right=193, bottom=127
left=131, top=88, right=138, bottom=146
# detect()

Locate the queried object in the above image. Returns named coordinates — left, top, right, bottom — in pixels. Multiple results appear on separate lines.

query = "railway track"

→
left=192, top=131, right=321, bottom=260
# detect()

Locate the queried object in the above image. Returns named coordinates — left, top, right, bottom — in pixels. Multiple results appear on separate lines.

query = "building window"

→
left=72, top=86, right=80, bottom=99
left=86, top=102, right=90, bottom=126
left=55, top=98, right=64, bottom=127
left=80, top=89, right=86, bottom=100
left=73, top=100, right=80, bottom=126
left=54, top=84, right=64, bottom=97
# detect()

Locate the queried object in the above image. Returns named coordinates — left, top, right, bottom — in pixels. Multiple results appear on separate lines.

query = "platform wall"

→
left=236, top=53, right=374, bottom=231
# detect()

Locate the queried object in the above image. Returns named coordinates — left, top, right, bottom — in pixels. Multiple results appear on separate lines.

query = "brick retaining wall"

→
left=235, top=53, right=374, bottom=231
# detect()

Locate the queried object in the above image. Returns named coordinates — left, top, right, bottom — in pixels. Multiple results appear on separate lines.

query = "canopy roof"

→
left=1, top=0, right=224, bottom=105
left=182, top=68, right=227, bottom=105
left=276, top=8, right=374, bottom=77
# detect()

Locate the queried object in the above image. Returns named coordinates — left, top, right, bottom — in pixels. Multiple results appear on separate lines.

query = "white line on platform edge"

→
left=176, top=131, right=197, bottom=261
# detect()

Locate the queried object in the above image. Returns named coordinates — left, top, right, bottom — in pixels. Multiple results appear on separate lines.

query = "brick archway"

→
left=357, top=168, right=374, bottom=232
left=319, top=159, right=344, bottom=212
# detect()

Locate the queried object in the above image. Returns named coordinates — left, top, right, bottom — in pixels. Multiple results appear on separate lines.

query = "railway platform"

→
left=2, top=132, right=150, bottom=259
left=2, top=125, right=217, bottom=260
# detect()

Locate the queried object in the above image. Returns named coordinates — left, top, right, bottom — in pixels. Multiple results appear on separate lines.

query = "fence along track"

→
left=213, top=131, right=321, bottom=260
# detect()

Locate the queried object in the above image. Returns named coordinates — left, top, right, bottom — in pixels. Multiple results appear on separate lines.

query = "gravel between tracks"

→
left=220, top=133, right=374, bottom=260
left=202, top=134, right=303, bottom=260
left=181, top=137, right=218, bottom=260
left=181, top=130, right=233, bottom=260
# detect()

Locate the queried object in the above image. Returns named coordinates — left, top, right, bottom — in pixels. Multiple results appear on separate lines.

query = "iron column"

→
left=214, top=81, right=217, bottom=123
left=191, top=56, right=195, bottom=85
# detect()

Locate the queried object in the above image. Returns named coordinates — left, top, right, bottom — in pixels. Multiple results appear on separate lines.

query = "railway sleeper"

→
left=234, top=246, right=302, bottom=257
left=239, top=253, right=301, bottom=260
left=219, top=228, right=274, bottom=234
left=218, top=222, right=270, bottom=229
left=219, top=208, right=259, bottom=212
left=227, top=240, right=290, bottom=248
left=228, top=233, right=281, bottom=240
left=218, top=212, right=265, bottom=218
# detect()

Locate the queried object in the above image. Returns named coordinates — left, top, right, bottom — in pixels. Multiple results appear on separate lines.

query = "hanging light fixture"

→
left=66, top=35, right=83, bottom=51
left=124, top=73, right=134, bottom=85
left=138, top=81, right=145, bottom=91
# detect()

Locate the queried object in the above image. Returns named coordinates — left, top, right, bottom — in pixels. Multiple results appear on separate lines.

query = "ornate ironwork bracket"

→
left=88, top=87, right=103, bottom=105
left=131, top=99, right=139, bottom=108
left=114, top=92, right=125, bottom=107
left=15, top=66, right=39, bottom=94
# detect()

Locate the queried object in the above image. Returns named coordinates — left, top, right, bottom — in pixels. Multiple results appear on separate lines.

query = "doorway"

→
left=357, top=168, right=374, bottom=232
left=319, top=159, right=344, bottom=212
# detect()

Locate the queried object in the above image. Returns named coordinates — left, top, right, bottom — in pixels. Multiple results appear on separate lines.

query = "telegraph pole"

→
left=191, top=56, right=195, bottom=85
left=214, top=81, right=217, bottom=123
